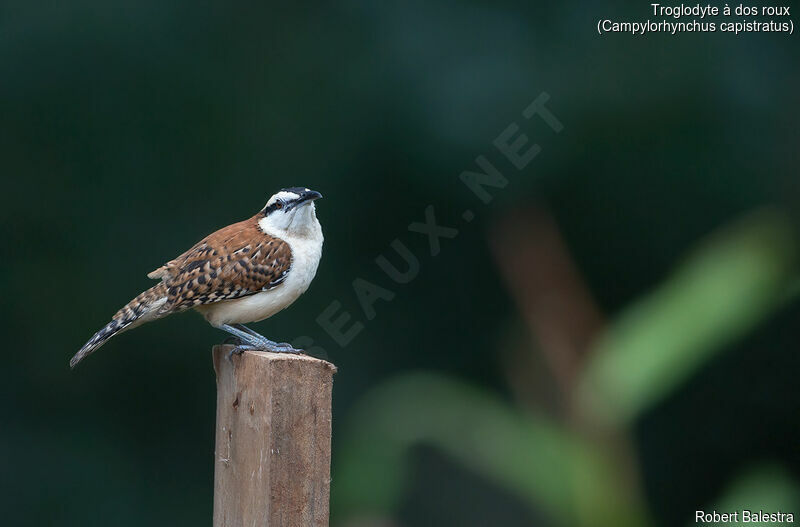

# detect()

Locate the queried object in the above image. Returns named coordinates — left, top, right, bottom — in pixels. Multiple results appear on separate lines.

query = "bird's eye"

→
left=275, top=201, right=283, bottom=210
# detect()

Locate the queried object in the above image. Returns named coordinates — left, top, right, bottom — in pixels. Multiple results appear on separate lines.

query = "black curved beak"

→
left=303, top=190, right=323, bottom=202
left=288, top=189, right=322, bottom=210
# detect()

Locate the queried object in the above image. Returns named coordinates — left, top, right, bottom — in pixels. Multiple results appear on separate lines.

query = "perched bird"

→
left=70, top=187, right=324, bottom=369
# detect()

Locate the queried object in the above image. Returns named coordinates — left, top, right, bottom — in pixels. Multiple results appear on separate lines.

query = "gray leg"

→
left=230, top=324, right=299, bottom=351
left=230, top=324, right=278, bottom=345
left=219, top=324, right=302, bottom=354
left=231, top=323, right=301, bottom=351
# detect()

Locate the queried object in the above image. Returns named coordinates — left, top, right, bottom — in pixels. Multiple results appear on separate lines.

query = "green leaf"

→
left=690, top=465, right=800, bottom=527
left=578, top=209, right=797, bottom=426
left=333, top=372, right=649, bottom=527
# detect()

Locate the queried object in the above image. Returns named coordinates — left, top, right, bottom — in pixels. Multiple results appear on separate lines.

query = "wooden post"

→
left=212, top=345, right=337, bottom=527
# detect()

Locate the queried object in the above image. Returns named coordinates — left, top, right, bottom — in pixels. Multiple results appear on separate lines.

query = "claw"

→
left=273, top=342, right=304, bottom=354
left=227, top=344, right=256, bottom=362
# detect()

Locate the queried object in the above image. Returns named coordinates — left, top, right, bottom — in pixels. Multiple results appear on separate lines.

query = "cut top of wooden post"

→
left=212, top=345, right=337, bottom=527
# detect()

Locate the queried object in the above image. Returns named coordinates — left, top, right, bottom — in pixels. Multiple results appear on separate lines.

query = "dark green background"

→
left=2, top=2, right=798, bottom=526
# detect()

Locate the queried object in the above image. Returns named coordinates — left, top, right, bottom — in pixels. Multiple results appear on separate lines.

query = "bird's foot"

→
left=227, top=343, right=257, bottom=362
left=219, top=324, right=304, bottom=357
left=246, top=338, right=304, bottom=354
left=225, top=341, right=304, bottom=362
left=266, top=341, right=304, bottom=354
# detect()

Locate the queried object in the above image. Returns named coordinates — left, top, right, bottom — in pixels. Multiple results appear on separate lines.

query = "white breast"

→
left=197, top=206, right=323, bottom=327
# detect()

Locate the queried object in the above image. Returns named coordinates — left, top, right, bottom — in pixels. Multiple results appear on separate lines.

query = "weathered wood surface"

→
left=212, top=345, right=337, bottom=527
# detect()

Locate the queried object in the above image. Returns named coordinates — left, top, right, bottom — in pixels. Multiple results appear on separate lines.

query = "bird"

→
left=70, top=187, right=324, bottom=369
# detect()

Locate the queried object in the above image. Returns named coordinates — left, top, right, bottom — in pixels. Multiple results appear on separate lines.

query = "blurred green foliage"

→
left=334, top=373, right=648, bottom=527
left=579, top=210, right=798, bottom=426
left=704, top=465, right=800, bottom=527
left=334, top=211, right=799, bottom=526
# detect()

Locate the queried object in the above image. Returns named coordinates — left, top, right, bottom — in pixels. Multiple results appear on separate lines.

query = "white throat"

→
left=258, top=202, right=321, bottom=241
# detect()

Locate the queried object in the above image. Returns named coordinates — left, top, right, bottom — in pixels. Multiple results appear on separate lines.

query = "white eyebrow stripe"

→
left=266, top=191, right=301, bottom=206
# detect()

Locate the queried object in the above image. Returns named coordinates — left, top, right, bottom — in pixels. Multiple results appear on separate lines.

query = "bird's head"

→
left=258, top=187, right=323, bottom=237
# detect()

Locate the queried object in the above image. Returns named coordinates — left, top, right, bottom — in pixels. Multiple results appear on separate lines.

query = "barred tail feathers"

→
left=70, top=283, right=168, bottom=369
